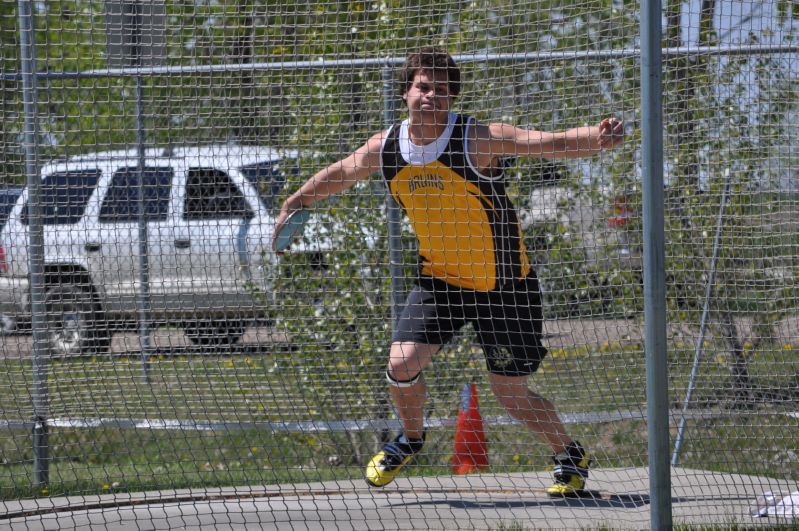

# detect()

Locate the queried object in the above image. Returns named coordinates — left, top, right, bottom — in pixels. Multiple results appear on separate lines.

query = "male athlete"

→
left=274, top=47, right=624, bottom=496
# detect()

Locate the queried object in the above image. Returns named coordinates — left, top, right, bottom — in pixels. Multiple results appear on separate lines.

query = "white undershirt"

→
left=398, top=112, right=457, bottom=165
left=395, top=112, right=499, bottom=180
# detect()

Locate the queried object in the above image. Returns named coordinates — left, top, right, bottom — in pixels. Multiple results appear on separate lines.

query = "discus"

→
left=272, top=208, right=311, bottom=253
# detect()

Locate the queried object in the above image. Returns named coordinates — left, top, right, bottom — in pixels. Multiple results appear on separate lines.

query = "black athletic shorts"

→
left=392, top=273, right=548, bottom=376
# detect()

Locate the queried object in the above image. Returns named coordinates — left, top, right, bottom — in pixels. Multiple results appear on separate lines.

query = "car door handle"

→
left=174, top=239, right=191, bottom=249
left=84, top=242, right=102, bottom=252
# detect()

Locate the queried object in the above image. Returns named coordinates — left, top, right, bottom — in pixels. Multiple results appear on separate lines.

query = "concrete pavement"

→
left=2, top=467, right=796, bottom=529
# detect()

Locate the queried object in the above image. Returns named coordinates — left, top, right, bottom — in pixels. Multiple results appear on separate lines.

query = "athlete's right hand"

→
left=598, top=117, right=624, bottom=149
left=273, top=195, right=304, bottom=255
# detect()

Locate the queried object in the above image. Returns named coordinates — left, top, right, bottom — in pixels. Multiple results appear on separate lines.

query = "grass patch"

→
left=0, top=332, right=796, bottom=500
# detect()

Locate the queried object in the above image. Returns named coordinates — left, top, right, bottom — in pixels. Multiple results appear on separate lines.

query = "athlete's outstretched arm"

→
left=276, top=131, right=385, bottom=222
left=475, top=117, right=624, bottom=163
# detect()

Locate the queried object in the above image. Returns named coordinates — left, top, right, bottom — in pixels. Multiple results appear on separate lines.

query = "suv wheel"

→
left=184, top=319, right=246, bottom=346
left=44, top=284, right=111, bottom=357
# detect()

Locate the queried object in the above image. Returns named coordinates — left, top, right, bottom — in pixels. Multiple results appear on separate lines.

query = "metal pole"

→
left=382, top=66, right=403, bottom=324
left=18, top=0, right=49, bottom=488
left=130, top=2, right=152, bottom=382
left=672, top=168, right=732, bottom=465
left=375, top=64, right=404, bottom=446
left=5, top=43, right=799, bottom=83
left=640, top=0, right=672, bottom=527
left=136, top=75, right=152, bottom=383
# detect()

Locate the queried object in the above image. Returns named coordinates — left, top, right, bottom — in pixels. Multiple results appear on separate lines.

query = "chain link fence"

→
left=0, top=0, right=798, bottom=528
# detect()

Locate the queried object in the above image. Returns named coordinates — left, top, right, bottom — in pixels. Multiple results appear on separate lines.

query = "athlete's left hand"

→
left=598, top=117, right=624, bottom=149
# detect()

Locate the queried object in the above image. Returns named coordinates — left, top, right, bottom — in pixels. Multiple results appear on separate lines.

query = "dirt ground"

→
left=2, top=317, right=798, bottom=358
left=544, top=316, right=799, bottom=350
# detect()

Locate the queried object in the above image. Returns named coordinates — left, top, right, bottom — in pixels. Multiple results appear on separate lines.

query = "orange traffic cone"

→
left=451, top=383, right=489, bottom=474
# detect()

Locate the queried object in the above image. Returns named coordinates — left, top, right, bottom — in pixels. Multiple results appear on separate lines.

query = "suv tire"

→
left=184, top=319, right=246, bottom=346
left=43, top=283, right=111, bottom=357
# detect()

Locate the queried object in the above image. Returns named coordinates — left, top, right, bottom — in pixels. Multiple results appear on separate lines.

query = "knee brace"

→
left=386, top=370, right=421, bottom=388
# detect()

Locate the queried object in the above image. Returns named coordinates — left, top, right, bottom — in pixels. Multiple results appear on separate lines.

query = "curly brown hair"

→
left=399, top=46, right=461, bottom=98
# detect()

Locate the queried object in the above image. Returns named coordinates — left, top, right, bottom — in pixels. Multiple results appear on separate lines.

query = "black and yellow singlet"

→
left=381, top=113, right=531, bottom=292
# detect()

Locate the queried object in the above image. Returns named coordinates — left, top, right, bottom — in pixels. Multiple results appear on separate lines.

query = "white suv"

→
left=0, top=144, right=323, bottom=355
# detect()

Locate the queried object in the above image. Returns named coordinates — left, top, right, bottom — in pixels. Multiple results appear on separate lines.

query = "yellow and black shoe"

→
left=365, top=433, right=425, bottom=488
left=546, top=441, right=591, bottom=497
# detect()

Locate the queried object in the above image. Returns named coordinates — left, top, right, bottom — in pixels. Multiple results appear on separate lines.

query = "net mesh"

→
left=0, top=0, right=798, bottom=528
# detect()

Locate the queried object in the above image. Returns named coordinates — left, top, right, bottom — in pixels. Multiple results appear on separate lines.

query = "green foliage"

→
left=660, top=33, right=799, bottom=400
left=0, top=0, right=641, bottom=153
left=0, top=1, right=22, bottom=181
left=532, top=223, right=643, bottom=320
left=507, top=156, right=644, bottom=319
left=265, top=188, right=395, bottom=458
left=665, top=52, right=799, bottom=322
left=0, top=2, right=645, bottom=325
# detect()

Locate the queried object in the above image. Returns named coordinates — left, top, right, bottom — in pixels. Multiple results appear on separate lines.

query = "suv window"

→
left=0, top=187, right=23, bottom=230
left=22, top=169, right=100, bottom=225
left=239, top=160, right=297, bottom=211
left=184, top=168, right=253, bottom=220
left=99, top=167, right=173, bottom=223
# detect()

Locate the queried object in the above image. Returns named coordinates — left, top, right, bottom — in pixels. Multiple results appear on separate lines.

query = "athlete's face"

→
left=403, top=69, right=454, bottom=119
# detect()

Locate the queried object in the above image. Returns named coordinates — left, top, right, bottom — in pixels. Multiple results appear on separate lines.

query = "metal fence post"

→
left=135, top=74, right=153, bottom=383
left=130, top=0, right=153, bottom=382
left=375, top=63, right=403, bottom=445
left=672, top=168, right=733, bottom=465
left=382, top=65, right=402, bottom=325
left=640, top=0, right=672, bottom=528
left=18, top=0, right=49, bottom=488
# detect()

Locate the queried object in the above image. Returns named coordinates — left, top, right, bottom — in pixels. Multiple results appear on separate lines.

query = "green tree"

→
left=1, top=0, right=23, bottom=182
left=664, top=4, right=799, bottom=402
